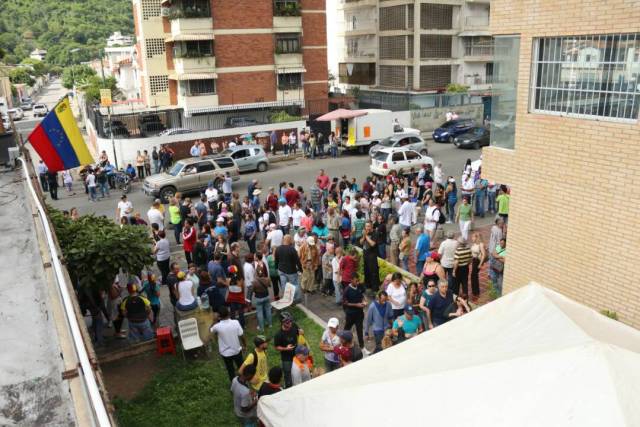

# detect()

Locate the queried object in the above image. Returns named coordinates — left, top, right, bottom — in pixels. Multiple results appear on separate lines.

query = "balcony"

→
left=464, top=15, right=489, bottom=30
left=464, top=75, right=495, bottom=91
left=342, top=47, right=377, bottom=61
left=173, top=55, right=215, bottom=74
left=277, top=87, right=304, bottom=102
left=338, top=20, right=377, bottom=36
left=338, top=0, right=377, bottom=9
left=170, top=17, right=214, bottom=39
left=274, top=52, right=303, bottom=67
left=463, top=44, right=494, bottom=61
left=177, top=92, right=219, bottom=110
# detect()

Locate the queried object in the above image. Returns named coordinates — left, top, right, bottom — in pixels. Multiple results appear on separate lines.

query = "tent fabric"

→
left=258, top=283, right=640, bottom=427
left=314, top=109, right=368, bottom=122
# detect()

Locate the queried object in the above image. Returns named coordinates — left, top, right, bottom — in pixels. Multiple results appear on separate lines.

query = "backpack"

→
left=436, top=209, right=446, bottom=225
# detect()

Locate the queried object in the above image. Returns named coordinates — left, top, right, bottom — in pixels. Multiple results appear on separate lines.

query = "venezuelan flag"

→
left=27, top=97, right=94, bottom=172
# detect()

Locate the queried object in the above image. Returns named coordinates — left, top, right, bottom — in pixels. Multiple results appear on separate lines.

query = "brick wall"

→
left=165, top=43, right=174, bottom=71
left=217, top=71, right=277, bottom=104
left=302, top=49, right=327, bottom=82
left=483, top=0, right=640, bottom=328
left=215, top=34, right=274, bottom=67
left=168, top=80, right=178, bottom=105
left=212, top=0, right=272, bottom=29
left=301, top=0, right=325, bottom=10
left=301, top=13, right=327, bottom=46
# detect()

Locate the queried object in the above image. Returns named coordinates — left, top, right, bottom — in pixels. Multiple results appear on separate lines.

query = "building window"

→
left=278, top=73, right=302, bottom=90
left=273, top=0, right=301, bottom=17
left=379, top=65, right=406, bottom=88
left=420, top=4, right=453, bottom=30
left=165, top=0, right=211, bottom=19
left=420, top=35, right=452, bottom=59
left=275, top=33, right=301, bottom=54
left=149, top=75, right=169, bottom=95
left=173, top=40, right=213, bottom=58
left=531, top=34, right=640, bottom=121
left=490, top=35, right=520, bottom=149
left=419, top=65, right=451, bottom=90
left=379, top=36, right=406, bottom=60
left=339, top=63, right=375, bottom=85
left=141, top=0, right=162, bottom=20
left=379, top=5, right=407, bottom=31
left=145, top=38, right=166, bottom=58
left=180, top=79, right=216, bottom=96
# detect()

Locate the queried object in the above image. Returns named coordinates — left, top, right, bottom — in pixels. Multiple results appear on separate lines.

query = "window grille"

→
left=145, top=38, right=166, bottom=58
left=141, top=0, right=162, bottom=20
left=419, top=65, right=451, bottom=90
left=149, top=75, right=169, bottom=95
left=379, top=65, right=406, bottom=88
left=420, top=3, right=453, bottom=30
left=420, top=35, right=452, bottom=59
left=379, top=36, right=406, bottom=60
left=379, top=5, right=406, bottom=31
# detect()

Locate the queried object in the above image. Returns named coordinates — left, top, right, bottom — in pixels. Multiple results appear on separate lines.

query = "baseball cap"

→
left=295, top=345, right=309, bottom=355
left=338, top=330, right=353, bottom=342
left=254, top=335, right=267, bottom=346
left=404, top=305, right=415, bottom=315
left=227, top=265, right=238, bottom=275
left=327, top=317, right=339, bottom=328
left=278, top=197, right=286, bottom=203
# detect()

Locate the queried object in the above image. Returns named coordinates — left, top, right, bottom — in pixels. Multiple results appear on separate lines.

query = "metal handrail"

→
left=18, top=157, right=112, bottom=427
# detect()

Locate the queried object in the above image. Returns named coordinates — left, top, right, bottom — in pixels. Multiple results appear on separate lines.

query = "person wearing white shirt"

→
left=37, top=160, right=49, bottom=191
left=277, top=201, right=292, bottom=233
left=434, top=162, right=444, bottom=186
left=461, top=173, right=475, bottom=202
left=205, top=184, right=218, bottom=208
left=243, top=254, right=256, bottom=301
left=438, top=230, right=459, bottom=290
left=147, top=200, right=165, bottom=230
left=86, top=172, right=97, bottom=202
left=331, top=247, right=343, bottom=305
left=291, top=205, right=305, bottom=229
left=211, top=306, right=246, bottom=380
left=116, top=195, right=133, bottom=220
left=397, top=196, right=413, bottom=229
left=423, top=198, right=440, bottom=241
left=176, top=273, right=197, bottom=311
left=294, top=228, right=307, bottom=253
left=266, top=224, right=284, bottom=249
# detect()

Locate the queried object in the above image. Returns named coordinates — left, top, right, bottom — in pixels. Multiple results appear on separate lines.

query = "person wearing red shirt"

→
left=182, top=219, right=197, bottom=264
left=339, top=248, right=358, bottom=287
left=284, top=183, right=299, bottom=207
left=316, top=169, right=330, bottom=196
left=266, top=187, right=279, bottom=212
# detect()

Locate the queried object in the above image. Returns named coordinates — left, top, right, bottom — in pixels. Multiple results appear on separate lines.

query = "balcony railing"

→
left=273, top=1, right=301, bottom=16
left=464, top=15, right=489, bottom=28
left=343, top=47, right=376, bottom=58
left=464, top=75, right=495, bottom=86
left=464, top=44, right=494, bottom=57
left=339, top=20, right=377, bottom=32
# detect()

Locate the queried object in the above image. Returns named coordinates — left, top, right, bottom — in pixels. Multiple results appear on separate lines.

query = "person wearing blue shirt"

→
left=392, top=306, right=423, bottom=341
left=207, top=253, right=228, bottom=301
left=365, top=291, right=393, bottom=353
left=125, top=163, right=136, bottom=179
left=415, top=226, right=431, bottom=276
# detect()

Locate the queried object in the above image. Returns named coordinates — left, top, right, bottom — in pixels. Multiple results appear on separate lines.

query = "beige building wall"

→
left=482, top=0, right=640, bottom=327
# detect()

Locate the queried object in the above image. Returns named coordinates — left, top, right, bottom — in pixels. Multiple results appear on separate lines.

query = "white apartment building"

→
left=104, top=46, right=141, bottom=101
left=335, top=0, right=492, bottom=94
left=107, top=32, right=135, bottom=47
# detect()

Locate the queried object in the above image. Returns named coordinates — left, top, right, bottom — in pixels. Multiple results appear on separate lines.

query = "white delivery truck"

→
left=316, top=109, right=419, bottom=153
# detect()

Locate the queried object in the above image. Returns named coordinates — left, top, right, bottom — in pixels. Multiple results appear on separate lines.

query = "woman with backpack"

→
left=253, top=254, right=272, bottom=331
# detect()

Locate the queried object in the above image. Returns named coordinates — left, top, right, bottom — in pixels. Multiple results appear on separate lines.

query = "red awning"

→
left=315, top=109, right=369, bottom=122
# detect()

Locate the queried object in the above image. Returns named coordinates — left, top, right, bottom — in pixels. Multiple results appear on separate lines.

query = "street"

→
left=13, top=78, right=67, bottom=138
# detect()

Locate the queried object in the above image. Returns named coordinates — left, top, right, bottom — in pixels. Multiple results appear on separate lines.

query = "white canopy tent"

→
left=258, top=283, right=640, bottom=427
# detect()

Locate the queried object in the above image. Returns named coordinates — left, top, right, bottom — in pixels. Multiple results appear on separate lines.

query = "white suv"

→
left=370, top=147, right=434, bottom=177
left=33, top=104, right=49, bottom=117
left=369, top=133, right=428, bottom=158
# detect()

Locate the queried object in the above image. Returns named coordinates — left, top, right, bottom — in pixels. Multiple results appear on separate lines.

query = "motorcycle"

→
left=114, top=170, right=131, bottom=194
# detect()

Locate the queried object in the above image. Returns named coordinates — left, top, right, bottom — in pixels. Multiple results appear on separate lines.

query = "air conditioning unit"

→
left=7, top=146, right=19, bottom=166
left=160, top=7, right=171, bottom=17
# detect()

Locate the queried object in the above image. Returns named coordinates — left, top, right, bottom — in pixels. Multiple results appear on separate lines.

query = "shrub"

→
left=600, top=310, right=618, bottom=321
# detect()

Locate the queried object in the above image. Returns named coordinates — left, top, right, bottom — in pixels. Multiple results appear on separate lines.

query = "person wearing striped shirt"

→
left=452, top=237, right=473, bottom=297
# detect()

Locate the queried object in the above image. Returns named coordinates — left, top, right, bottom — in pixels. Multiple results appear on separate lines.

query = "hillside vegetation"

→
left=0, top=0, right=133, bottom=65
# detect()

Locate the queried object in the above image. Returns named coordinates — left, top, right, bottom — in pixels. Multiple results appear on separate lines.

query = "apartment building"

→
left=482, top=0, right=640, bottom=327
left=335, top=0, right=492, bottom=95
left=131, top=0, right=328, bottom=114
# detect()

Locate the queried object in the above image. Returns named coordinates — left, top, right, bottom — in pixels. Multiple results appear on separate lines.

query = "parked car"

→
left=158, top=128, right=193, bottom=136
left=1, top=116, right=12, bottom=134
left=20, top=101, right=33, bottom=111
left=370, top=147, right=434, bottom=177
left=393, top=123, right=421, bottom=135
left=453, top=127, right=490, bottom=149
left=104, top=120, right=131, bottom=138
left=7, top=108, right=24, bottom=121
left=224, top=116, right=260, bottom=128
left=33, top=104, right=49, bottom=117
left=138, top=114, right=166, bottom=137
left=143, top=155, right=240, bottom=203
left=369, top=133, right=428, bottom=158
left=219, top=144, right=270, bottom=172
left=432, top=118, right=475, bottom=143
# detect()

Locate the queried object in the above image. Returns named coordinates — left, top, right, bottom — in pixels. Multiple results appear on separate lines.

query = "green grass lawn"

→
left=114, top=307, right=325, bottom=427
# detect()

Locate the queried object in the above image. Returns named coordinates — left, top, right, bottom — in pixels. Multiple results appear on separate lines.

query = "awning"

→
left=187, top=99, right=304, bottom=115
left=458, top=30, right=492, bottom=37
left=169, top=72, right=218, bottom=81
left=315, top=108, right=368, bottom=121
left=165, top=33, right=215, bottom=42
left=276, top=67, right=306, bottom=74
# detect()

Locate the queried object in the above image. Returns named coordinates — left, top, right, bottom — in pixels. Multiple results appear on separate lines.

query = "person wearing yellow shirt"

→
left=239, top=335, right=269, bottom=391
left=495, top=185, right=510, bottom=224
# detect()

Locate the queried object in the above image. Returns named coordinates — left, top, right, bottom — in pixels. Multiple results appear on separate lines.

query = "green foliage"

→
left=49, top=65, right=64, bottom=76
left=82, top=75, right=122, bottom=103
left=115, top=307, right=323, bottom=427
left=274, top=2, right=301, bottom=17
left=0, top=0, right=133, bottom=65
left=48, top=207, right=153, bottom=293
left=445, top=83, right=469, bottom=93
left=269, top=110, right=302, bottom=123
left=62, top=64, right=97, bottom=89
left=486, top=280, right=499, bottom=301
left=9, top=68, right=34, bottom=86
left=600, top=310, right=618, bottom=321
left=348, top=86, right=361, bottom=99
left=347, top=245, right=417, bottom=284
left=21, top=58, right=49, bottom=76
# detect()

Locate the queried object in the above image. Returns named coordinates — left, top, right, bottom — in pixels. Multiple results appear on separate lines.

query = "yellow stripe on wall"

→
left=55, top=98, right=94, bottom=165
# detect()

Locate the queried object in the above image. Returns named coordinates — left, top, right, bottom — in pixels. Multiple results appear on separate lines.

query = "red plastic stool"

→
left=156, top=327, right=176, bottom=356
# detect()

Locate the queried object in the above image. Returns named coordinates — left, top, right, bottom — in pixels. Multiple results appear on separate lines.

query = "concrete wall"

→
left=483, top=0, right=640, bottom=329
left=94, top=120, right=307, bottom=167
left=410, top=104, right=484, bottom=133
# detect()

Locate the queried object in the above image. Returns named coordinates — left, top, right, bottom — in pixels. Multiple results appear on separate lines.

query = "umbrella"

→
left=256, top=131, right=270, bottom=138
left=240, top=133, right=252, bottom=140
left=315, top=108, right=368, bottom=122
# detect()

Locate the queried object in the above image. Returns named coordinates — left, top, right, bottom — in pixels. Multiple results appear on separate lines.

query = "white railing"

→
left=19, top=157, right=112, bottom=427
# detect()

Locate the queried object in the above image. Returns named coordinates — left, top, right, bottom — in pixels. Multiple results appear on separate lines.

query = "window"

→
left=275, top=33, right=301, bottom=54
left=214, top=158, right=234, bottom=169
left=392, top=152, right=405, bottom=162
left=145, top=38, right=166, bottom=58
left=278, top=73, right=302, bottom=90
left=149, top=75, right=169, bottom=95
left=490, top=35, right=520, bottom=149
left=531, top=34, right=640, bottom=121
left=410, top=136, right=423, bottom=144
left=397, top=138, right=410, bottom=146
left=420, top=3, right=453, bottom=30
left=339, top=63, right=375, bottom=85
left=196, top=161, right=216, bottom=173
left=273, top=0, right=300, bottom=16
left=379, top=6, right=406, bottom=31
left=181, top=79, right=216, bottom=96
left=420, top=35, right=452, bottom=59
left=379, top=65, right=406, bottom=88
left=379, top=36, right=406, bottom=60
left=419, top=65, right=451, bottom=90
left=141, top=0, right=162, bottom=20
left=232, top=149, right=250, bottom=159
left=405, top=151, right=420, bottom=160
left=173, top=41, right=213, bottom=58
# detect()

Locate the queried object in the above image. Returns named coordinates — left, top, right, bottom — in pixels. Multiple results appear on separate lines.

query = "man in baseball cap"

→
left=320, top=318, right=341, bottom=371
left=291, top=345, right=312, bottom=386
left=392, top=305, right=424, bottom=342
left=239, top=335, right=269, bottom=390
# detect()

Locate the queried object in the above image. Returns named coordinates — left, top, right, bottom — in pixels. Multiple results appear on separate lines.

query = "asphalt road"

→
left=13, top=78, right=67, bottom=138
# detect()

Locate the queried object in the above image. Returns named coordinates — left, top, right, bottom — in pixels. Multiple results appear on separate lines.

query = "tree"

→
left=81, top=75, right=122, bottom=103
left=61, top=64, right=96, bottom=89
left=21, top=58, right=49, bottom=77
left=48, top=208, right=154, bottom=293
left=9, top=68, right=35, bottom=86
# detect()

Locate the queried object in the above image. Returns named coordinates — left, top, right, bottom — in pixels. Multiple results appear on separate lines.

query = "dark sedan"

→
left=453, top=127, right=490, bottom=149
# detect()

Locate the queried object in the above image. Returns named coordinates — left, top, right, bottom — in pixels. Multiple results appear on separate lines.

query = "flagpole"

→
left=108, top=106, right=118, bottom=170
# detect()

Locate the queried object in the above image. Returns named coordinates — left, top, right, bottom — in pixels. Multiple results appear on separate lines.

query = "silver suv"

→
left=369, top=133, right=428, bottom=158
left=219, top=144, right=270, bottom=172
left=143, top=155, right=240, bottom=202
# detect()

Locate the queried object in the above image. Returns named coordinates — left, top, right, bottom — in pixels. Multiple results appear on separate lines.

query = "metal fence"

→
left=357, top=91, right=485, bottom=111
left=86, top=99, right=330, bottom=139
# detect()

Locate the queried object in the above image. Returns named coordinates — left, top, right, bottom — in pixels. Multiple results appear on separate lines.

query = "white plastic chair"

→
left=178, top=318, right=204, bottom=360
left=271, top=282, right=295, bottom=311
